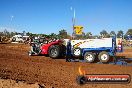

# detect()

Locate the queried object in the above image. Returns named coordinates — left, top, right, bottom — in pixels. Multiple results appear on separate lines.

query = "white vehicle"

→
left=23, top=35, right=29, bottom=41
left=12, top=35, right=24, bottom=43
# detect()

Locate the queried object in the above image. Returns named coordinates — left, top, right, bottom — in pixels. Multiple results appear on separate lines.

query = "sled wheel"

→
left=84, top=52, right=95, bottom=63
left=98, top=51, right=110, bottom=63
left=73, top=47, right=82, bottom=57
left=48, top=45, right=60, bottom=59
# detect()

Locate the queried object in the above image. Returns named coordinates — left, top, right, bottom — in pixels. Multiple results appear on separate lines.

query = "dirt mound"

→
left=0, top=44, right=132, bottom=88
left=0, top=78, right=45, bottom=88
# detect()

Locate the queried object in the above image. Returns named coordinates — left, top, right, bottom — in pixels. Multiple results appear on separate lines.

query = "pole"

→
left=72, top=8, right=76, bottom=39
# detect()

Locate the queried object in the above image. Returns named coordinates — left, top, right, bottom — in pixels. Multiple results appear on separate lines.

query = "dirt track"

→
left=0, top=44, right=132, bottom=88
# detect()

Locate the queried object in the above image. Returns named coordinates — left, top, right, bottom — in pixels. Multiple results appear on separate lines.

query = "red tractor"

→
left=28, top=39, right=66, bottom=58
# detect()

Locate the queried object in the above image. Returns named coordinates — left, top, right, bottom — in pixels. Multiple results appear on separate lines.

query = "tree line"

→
left=0, top=29, right=132, bottom=39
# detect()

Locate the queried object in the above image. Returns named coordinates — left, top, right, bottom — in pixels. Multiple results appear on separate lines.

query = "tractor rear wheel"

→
left=98, top=51, right=110, bottom=63
left=48, top=45, right=60, bottom=59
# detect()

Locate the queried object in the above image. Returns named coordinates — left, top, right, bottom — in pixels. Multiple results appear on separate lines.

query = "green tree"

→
left=124, top=29, right=132, bottom=39
left=100, top=30, right=110, bottom=38
left=26, top=32, right=33, bottom=36
left=117, top=30, right=123, bottom=38
left=22, top=31, right=26, bottom=36
left=126, top=29, right=132, bottom=36
left=85, top=32, right=92, bottom=39
left=50, top=33, right=57, bottom=38
left=3, top=29, right=10, bottom=37
left=110, top=31, right=116, bottom=36
left=0, top=32, right=4, bottom=36
left=10, top=32, right=16, bottom=37
left=93, top=35, right=100, bottom=39
left=59, top=29, right=67, bottom=38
